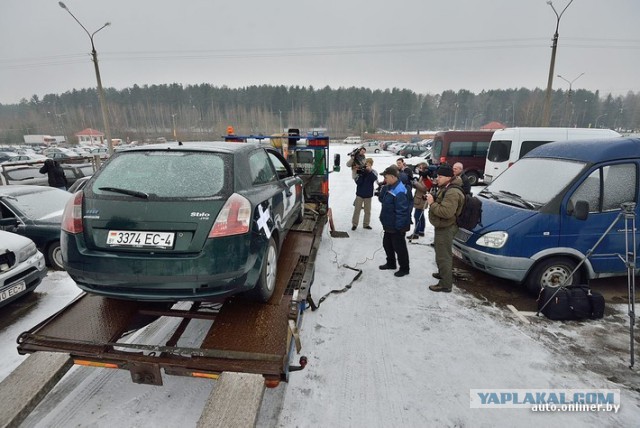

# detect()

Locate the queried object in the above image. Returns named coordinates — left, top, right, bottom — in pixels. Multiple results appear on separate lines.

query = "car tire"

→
left=525, top=257, right=579, bottom=296
left=374, top=149, right=380, bottom=154
left=405, top=153, right=412, bottom=158
left=47, top=241, right=64, bottom=270
left=247, top=237, right=278, bottom=302
left=466, top=171, right=480, bottom=186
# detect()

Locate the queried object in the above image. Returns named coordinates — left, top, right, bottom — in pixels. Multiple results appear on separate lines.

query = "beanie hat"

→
left=382, top=165, right=399, bottom=177
left=436, top=164, right=454, bottom=177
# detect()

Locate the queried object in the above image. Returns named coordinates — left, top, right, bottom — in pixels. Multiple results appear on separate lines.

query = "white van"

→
left=483, top=127, right=621, bottom=184
left=343, top=136, right=362, bottom=144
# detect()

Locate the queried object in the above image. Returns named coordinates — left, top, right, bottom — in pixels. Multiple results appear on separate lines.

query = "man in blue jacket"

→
left=352, top=158, right=378, bottom=231
left=378, top=165, right=412, bottom=277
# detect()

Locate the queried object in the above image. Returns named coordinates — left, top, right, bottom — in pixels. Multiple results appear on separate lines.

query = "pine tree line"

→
left=0, top=84, right=638, bottom=145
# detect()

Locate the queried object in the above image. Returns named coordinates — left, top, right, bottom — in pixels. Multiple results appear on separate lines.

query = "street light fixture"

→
left=595, top=113, right=607, bottom=128
left=405, top=114, right=415, bottom=131
left=541, top=0, right=574, bottom=127
left=557, top=72, right=584, bottom=126
left=389, top=109, right=393, bottom=131
left=58, top=2, right=114, bottom=154
left=171, top=114, right=178, bottom=139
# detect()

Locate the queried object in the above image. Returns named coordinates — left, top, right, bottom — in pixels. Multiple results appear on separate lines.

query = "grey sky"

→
left=1, top=0, right=639, bottom=104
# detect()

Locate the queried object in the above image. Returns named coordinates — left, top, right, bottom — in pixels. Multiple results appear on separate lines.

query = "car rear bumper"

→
left=62, top=232, right=265, bottom=302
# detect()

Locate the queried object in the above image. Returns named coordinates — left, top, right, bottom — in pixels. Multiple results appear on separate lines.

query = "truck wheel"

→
left=466, top=171, right=480, bottom=186
left=247, top=238, right=278, bottom=302
left=46, top=241, right=64, bottom=270
left=525, top=257, right=579, bottom=296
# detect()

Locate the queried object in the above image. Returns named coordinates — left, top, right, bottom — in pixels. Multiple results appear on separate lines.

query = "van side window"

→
left=487, top=140, right=511, bottom=162
left=448, top=141, right=489, bottom=158
left=519, top=141, right=552, bottom=158
left=569, top=164, right=636, bottom=213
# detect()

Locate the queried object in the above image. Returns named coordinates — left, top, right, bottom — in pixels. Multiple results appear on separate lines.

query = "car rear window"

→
left=92, top=151, right=229, bottom=198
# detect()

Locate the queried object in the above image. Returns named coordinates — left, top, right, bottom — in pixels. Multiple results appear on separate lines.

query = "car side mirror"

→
left=333, top=154, right=341, bottom=172
left=574, top=200, right=589, bottom=221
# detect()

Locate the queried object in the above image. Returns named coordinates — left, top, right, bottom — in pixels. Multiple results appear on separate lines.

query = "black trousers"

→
left=382, top=231, right=410, bottom=271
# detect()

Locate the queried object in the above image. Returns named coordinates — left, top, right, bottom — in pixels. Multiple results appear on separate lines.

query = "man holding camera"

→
left=346, top=146, right=367, bottom=180
left=426, top=164, right=465, bottom=292
left=351, top=158, right=378, bottom=231
left=407, top=162, right=433, bottom=240
left=378, top=165, right=412, bottom=277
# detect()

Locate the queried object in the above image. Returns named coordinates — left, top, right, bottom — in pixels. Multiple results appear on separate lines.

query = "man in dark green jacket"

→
left=426, top=164, right=465, bottom=292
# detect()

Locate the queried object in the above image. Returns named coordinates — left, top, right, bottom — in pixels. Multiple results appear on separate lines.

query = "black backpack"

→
left=457, top=193, right=483, bottom=230
left=442, top=186, right=483, bottom=230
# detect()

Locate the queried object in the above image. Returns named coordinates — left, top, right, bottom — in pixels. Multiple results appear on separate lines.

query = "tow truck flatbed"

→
left=16, top=213, right=325, bottom=386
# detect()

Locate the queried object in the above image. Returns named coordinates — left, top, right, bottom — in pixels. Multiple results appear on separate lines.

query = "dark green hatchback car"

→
left=61, top=141, right=304, bottom=303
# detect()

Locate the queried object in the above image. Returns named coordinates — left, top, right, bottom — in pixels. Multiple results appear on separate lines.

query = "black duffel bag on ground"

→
left=537, top=285, right=605, bottom=320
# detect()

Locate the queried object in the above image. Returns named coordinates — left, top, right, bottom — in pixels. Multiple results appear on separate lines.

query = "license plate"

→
left=452, top=247, right=463, bottom=260
left=1, top=280, right=26, bottom=302
left=107, top=230, right=175, bottom=249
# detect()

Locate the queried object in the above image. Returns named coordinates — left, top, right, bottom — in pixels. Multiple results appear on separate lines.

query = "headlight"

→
left=476, top=231, right=508, bottom=249
left=17, top=242, right=38, bottom=263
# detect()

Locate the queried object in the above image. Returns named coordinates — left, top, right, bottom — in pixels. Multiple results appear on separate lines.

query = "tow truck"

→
left=4, top=129, right=332, bottom=425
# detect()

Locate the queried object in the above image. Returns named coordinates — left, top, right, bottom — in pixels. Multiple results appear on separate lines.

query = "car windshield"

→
left=482, top=158, right=586, bottom=207
left=92, top=151, right=229, bottom=198
left=10, top=189, right=69, bottom=220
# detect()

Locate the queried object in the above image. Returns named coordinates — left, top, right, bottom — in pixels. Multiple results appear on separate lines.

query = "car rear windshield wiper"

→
left=498, top=190, right=536, bottom=209
left=99, top=186, right=149, bottom=199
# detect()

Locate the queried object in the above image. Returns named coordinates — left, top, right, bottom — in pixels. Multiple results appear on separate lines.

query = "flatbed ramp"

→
left=1, top=215, right=324, bottom=427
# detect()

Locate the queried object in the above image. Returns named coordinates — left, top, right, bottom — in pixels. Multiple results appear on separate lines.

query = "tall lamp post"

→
left=389, top=109, right=393, bottom=131
left=171, top=114, right=178, bottom=139
left=405, top=114, right=415, bottom=131
left=595, top=113, right=607, bottom=128
left=58, top=2, right=114, bottom=154
left=541, top=0, right=574, bottom=127
left=557, top=72, right=584, bottom=126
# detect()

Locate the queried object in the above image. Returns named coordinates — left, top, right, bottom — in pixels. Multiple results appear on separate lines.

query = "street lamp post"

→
left=541, top=0, right=574, bottom=127
left=389, top=109, right=393, bottom=131
left=278, top=110, right=283, bottom=132
left=557, top=72, right=584, bottom=126
left=359, top=103, right=364, bottom=137
left=171, top=114, right=177, bottom=139
left=58, top=2, right=114, bottom=154
left=405, top=114, right=415, bottom=131
left=595, top=113, right=607, bottom=128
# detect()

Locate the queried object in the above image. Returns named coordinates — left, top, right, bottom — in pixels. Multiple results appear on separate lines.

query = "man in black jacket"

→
left=39, top=159, right=68, bottom=190
left=453, top=162, right=471, bottom=195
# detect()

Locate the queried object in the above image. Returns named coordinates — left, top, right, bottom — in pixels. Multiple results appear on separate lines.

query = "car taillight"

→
left=208, top=193, right=251, bottom=238
left=62, top=191, right=83, bottom=234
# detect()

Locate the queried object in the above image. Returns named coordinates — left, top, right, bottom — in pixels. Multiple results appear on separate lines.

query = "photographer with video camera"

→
left=407, top=162, right=434, bottom=240
left=351, top=158, right=378, bottom=231
left=346, top=146, right=367, bottom=180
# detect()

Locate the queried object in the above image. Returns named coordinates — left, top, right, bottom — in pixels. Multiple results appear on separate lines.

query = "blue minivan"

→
left=453, top=137, right=640, bottom=295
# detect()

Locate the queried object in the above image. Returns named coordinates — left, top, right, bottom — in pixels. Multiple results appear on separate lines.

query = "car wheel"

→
left=374, top=149, right=380, bottom=154
left=466, top=171, right=480, bottom=186
left=405, top=153, right=412, bottom=158
left=47, top=241, right=64, bottom=270
left=525, top=257, right=579, bottom=296
left=247, top=238, right=278, bottom=302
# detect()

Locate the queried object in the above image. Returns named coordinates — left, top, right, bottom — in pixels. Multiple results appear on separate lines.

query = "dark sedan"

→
left=0, top=185, right=72, bottom=270
left=61, top=141, right=304, bottom=303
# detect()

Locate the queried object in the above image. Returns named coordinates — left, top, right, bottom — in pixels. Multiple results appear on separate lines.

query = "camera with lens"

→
left=355, top=166, right=367, bottom=175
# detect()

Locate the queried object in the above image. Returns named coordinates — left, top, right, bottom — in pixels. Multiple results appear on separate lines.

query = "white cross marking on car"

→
left=257, top=204, right=272, bottom=239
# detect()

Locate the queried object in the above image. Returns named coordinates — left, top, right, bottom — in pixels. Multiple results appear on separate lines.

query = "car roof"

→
left=0, top=184, right=59, bottom=197
left=121, top=141, right=262, bottom=155
left=524, top=137, right=638, bottom=163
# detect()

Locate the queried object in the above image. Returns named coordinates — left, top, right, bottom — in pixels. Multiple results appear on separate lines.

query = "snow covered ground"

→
left=1, top=143, right=638, bottom=427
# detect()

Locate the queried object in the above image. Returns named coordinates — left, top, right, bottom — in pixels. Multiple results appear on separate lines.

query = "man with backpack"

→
left=425, top=164, right=465, bottom=293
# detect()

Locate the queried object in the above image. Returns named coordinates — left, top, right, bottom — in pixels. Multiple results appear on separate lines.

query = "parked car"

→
left=361, top=140, right=381, bottom=153
left=343, top=136, right=363, bottom=144
left=1, top=154, right=46, bottom=164
left=0, top=151, right=19, bottom=163
left=43, top=147, right=81, bottom=161
left=61, top=163, right=95, bottom=187
left=0, top=185, right=71, bottom=270
left=0, top=231, right=47, bottom=308
left=67, top=176, right=91, bottom=193
left=430, top=130, right=495, bottom=186
left=89, top=147, right=110, bottom=159
left=0, top=165, right=48, bottom=186
left=398, top=144, right=426, bottom=158
left=61, top=141, right=305, bottom=303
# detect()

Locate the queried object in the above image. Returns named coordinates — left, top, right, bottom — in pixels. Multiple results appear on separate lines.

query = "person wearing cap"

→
left=351, top=158, right=378, bottom=231
left=425, top=163, right=465, bottom=292
left=377, top=165, right=412, bottom=277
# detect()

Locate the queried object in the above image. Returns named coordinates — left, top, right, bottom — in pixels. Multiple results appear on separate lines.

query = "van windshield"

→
left=482, top=158, right=586, bottom=207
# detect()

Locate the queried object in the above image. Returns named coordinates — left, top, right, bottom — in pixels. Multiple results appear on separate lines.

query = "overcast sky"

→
left=1, top=0, right=639, bottom=104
